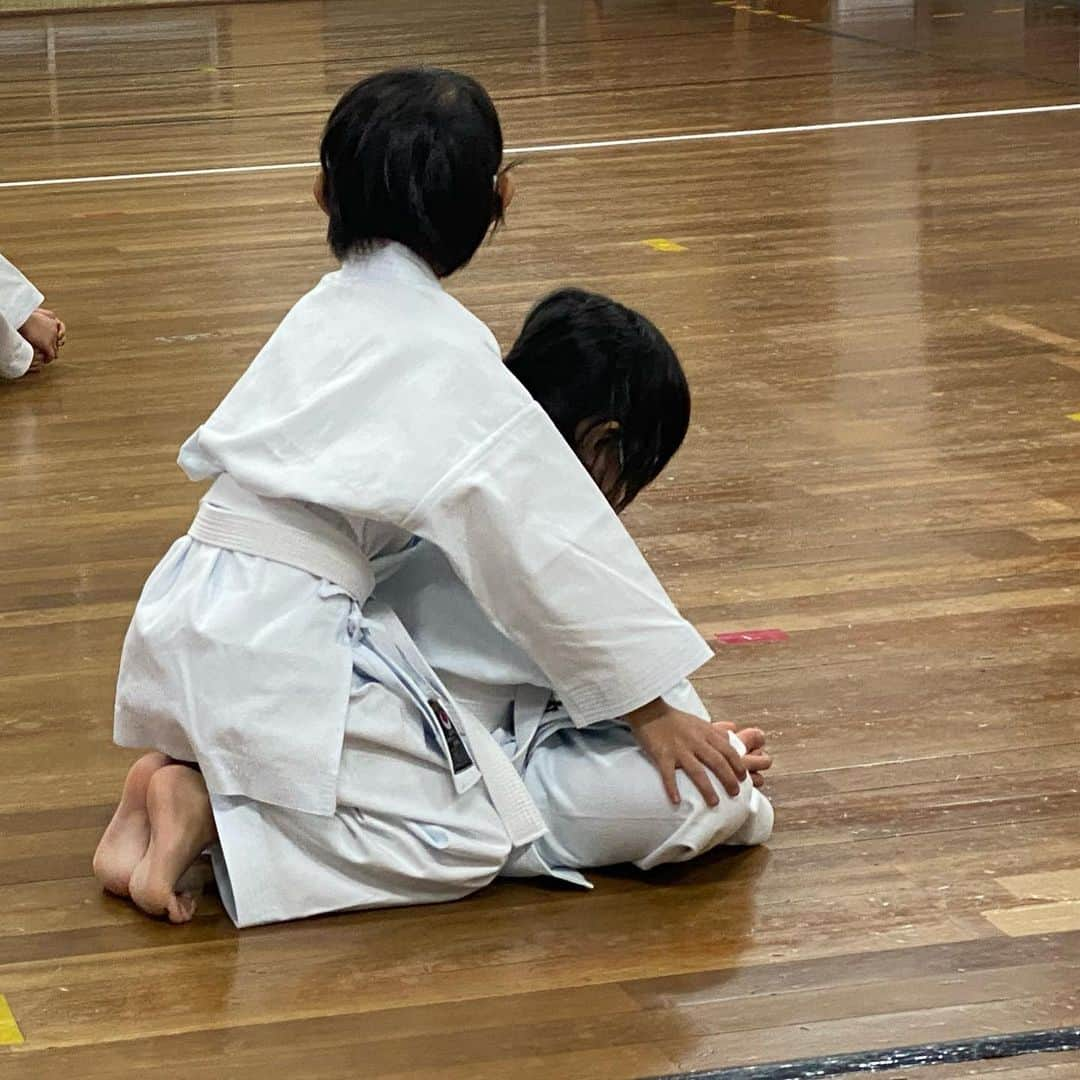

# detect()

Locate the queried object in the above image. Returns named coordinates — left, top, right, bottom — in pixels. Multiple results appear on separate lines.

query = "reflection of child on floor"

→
left=0, top=254, right=65, bottom=379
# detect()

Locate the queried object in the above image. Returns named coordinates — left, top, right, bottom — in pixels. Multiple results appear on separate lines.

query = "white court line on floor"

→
left=1, top=101, right=1078, bottom=190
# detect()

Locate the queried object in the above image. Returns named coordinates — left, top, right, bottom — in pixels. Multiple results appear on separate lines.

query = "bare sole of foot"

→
left=176, top=855, right=216, bottom=897
left=129, top=764, right=217, bottom=924
left=92, top=751, right=171, bottom=897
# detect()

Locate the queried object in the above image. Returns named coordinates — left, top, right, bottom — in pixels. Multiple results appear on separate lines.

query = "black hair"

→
left=320, top=68, right=506, bottom=276
left=505, top=288, right=690, bottom=511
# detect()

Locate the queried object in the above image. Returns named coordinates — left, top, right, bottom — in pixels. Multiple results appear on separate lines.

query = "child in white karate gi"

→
left=378, top=288, right=774, bottom=884
left=0, top=253, right=65, bottom=379
left=94, top=68, right=754, bottom=927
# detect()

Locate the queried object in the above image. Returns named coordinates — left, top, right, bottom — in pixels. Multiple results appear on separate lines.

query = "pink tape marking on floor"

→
left=714, top=629, right=790, bottom=645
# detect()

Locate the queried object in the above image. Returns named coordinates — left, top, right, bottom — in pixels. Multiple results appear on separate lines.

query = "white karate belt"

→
left=189, top=501, right=548, bottom=848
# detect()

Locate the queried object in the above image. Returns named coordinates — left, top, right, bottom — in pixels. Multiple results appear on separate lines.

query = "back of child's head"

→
left=505, top=289, right=690, bottom=512
left=320, top=68, right=505, bottom=276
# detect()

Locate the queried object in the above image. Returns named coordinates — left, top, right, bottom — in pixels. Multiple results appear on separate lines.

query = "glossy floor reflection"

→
left=0, top=1, right=1078, bottom=1077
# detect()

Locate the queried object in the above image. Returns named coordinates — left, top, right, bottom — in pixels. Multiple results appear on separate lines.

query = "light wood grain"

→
left=984, top=901, right=1080, bottom=936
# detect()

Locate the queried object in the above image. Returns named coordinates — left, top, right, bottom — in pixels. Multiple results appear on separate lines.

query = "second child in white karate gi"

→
left=379, top=288, right=773, bottom=884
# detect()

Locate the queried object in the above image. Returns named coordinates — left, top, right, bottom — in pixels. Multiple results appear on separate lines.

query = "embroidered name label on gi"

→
left=428, top=699, right=473, bottom=773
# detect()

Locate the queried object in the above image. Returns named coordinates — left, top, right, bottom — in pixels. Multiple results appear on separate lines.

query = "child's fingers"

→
left=743, top=750, right=772, bottom=773
left=711, top=720, right=737, bottom=733
left=656, top=757, right=681, bottom=806
left=707, top=728, right=748, bottom=780
left=737, top=727, right=766, bottom=752
left=682, top=759, right=720, bottom=806
left=696, top=745, right=741, bottom=798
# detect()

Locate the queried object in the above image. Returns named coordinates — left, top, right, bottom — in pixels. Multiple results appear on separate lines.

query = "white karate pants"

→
left=209, top=686, right=772, bottom=927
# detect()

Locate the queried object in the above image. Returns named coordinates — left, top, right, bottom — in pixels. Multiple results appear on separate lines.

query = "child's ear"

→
left=575, top=419, right=623, bottom=504
left=496, top=169, right=515, bottom=213
left=577, top=419, right=620, bottom=458
left=313, top=170, right=330, bottom=216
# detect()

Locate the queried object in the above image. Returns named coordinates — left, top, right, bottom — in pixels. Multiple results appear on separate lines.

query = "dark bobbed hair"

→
left=319, top=68, right=505, bottom=276
left=505, top=288, right=691, bottom=511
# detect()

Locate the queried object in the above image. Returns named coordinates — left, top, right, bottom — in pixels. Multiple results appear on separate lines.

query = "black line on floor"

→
left=648, top=1025, right=1080, bottom=1079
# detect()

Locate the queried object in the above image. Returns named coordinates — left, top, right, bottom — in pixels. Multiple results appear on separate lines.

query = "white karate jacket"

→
left=116, top=242, right=711, bottom=812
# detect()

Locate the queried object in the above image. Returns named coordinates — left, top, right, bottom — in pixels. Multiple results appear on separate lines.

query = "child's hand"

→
left=711, top=721, right=771, bottom=786
left=626, top=699, right=747, bottom=807
left=737, top=727, right=772, bottom=788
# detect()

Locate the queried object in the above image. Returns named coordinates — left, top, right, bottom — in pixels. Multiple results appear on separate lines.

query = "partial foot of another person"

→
left=18, top=307, right=65, bottom=369
left=92, top=751, right=171, bottom=897
left=40, top=308, right=66, bottom=349
left=129, top=764, right=217, bottom=924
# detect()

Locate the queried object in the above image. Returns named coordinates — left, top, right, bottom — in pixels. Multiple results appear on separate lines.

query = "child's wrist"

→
left=626, top=697, right=667, bottom=728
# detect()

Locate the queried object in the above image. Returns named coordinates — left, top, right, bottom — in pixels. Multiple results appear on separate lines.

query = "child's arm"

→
left=399, top=398, right=713, bottom=729
left=182, top=288, right=713, bottom=733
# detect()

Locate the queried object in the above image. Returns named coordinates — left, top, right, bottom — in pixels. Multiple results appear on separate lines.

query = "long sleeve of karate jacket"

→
left=178, top=243, right=713, bottom=727
left=0, top=254, right=44, bottom=380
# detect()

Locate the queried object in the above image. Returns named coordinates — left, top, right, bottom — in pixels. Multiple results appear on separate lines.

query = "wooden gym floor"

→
left=1, top=1, right=1079, bottom=1076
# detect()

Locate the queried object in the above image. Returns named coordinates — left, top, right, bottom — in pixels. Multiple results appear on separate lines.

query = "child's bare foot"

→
left=18, top=308, right=63, bottom=363
left=129, top=764, right=217, bottom=924
left=37, top=308, right=66, bottom=348
left=92, top=751, right=171, bottom=897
